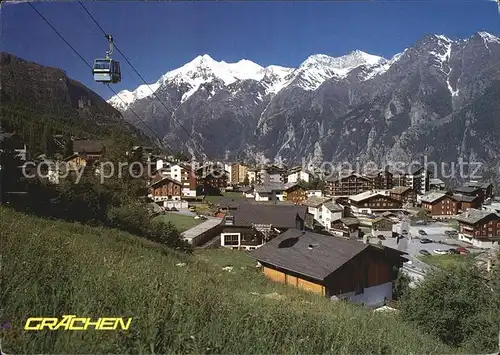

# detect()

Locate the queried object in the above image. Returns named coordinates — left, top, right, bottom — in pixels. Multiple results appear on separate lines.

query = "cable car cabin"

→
left=92, top=59, right=121, bottom=83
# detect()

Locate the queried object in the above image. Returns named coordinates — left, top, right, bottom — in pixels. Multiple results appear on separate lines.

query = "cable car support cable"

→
left=27, top=1, right=174, bottom=154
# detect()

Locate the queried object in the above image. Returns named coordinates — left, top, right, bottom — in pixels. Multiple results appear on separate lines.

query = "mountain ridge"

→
left=107, top=31, right=500, bottom=180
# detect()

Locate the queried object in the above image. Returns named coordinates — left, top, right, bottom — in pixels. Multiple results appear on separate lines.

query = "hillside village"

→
left=2, top=130, right=499, bottom=311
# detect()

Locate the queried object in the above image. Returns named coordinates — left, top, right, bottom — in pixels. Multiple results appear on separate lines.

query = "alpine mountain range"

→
left=108, top=31, right=500, bottom=178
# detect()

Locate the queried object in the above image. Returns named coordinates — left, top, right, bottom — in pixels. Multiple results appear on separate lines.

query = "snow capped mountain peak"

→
left=260, top=65, right=294, bottom=94
left=289, top=50, right=387, bottom=90
left=476, top=31, right=500, bottom=43
left=433, top=34, right=452, bottom=43
left=108, top=83, right=160, bottom=111
left=345, top=49, right=387, bottom=66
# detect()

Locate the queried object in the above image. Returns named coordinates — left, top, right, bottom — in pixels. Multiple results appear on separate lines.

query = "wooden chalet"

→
left=250, top=229, right=407, bottom=308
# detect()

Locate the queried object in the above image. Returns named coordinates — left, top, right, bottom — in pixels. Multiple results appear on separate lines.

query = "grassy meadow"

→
left=1, top=207, right=455, bottom=354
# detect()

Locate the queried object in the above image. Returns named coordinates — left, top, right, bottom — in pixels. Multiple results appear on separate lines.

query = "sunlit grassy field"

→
left=154, top=212, right=202, bottom=232
left=418, top=254, right=473, bottom=268
left=2, top=207, right=455, bottom=354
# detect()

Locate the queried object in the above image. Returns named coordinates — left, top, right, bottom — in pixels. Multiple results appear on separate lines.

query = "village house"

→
left=304, top=196, right=332, bottom=222
left=254, top=183, right=285, bottom=202
left=219, top=202, right=307, bottom=250
left=349, top=191, right=403, bottom=215
left=320, top=201, right=344, bottom=230
left=453, top=182, right=492, bottom=205
left=307, top=190, right=323, bottom=198
left=283, top=183, right=307, bottom=205
left=365, top=168, right=394, bottom=190
left=230, top=162, right=248, bottom=185
left=62, top=153, right=99, bottom=175
left=285, top=166, right=310, bottom=183
left=72, top=139, right=105, bottom=160
left=149, top=176, right=183, bottom=203
left=330, top=217, right=360, bottom=239
left=239, top=186, right=254, bottom=198
left=452, top=194, right=482, bottom=213
left=196, top=164, right=228, bottom=195
left=171, top=164, right=197, bottom=198
left=429, top=178, right=446, bottom=191
left=455, top=209, right=500, bottom=248
left=247, top=169, right=257, bottom=185
left=250, top=229, right=407, bottom=308
left=371, top=217, right=394, bottom=239
left=420, top=191, right=458, bottom=217
left=465, top=181, right=494, bottom=201
left=389, top=186, right=417, bottom=206
left=326, top=172, right=373, bottom=197
left=392, top=164, right=431, bottom=195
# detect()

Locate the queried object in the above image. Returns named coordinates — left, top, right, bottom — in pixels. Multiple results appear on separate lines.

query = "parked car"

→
left=455, top=247, right=469, bottom=254
left=419, top=249, right=431, bottom=256
left=377, top=235, right=386, bottom=240
left=445, top=230, right=458, bottom=235
left=170, top=207, right=178, bottom=212
left=420, top=238, right=433, bottom=244
left=448, top=248, right=460, bottom=255
left=418, top=230, right=427, bottom=235
left=188, top=206, right=196, bottom=212
left=433, top=249, right=448, bottom=255
left=401, top=230, right=408, bottom=236
left=415, top=220, right=428, bottom=225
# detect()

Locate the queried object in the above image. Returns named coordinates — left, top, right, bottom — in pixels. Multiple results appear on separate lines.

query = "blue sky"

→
left=3, top=1, right=499, bottom=100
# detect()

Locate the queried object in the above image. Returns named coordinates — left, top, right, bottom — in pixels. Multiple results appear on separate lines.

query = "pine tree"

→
left=63, top=137, right=74, bottom=158
left=41, top=123, right=55, bottom=157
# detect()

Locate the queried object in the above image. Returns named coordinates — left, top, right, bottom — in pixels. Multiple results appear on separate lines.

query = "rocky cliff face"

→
left=109, top=32, right=500, bottom=178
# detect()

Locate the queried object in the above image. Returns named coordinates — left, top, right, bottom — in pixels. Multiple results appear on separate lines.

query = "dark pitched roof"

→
left=225, top=203, right=307, bottom=228
left=467, top=181, right=492, bottom=189
left=249, top=229, right=369, bottom=281
left=420, top=192, right=448, bottom=204
left=326, top=172, right=371, bottom=183
left=239, top=186, right=253, bottom=193
left=73, top=140, right=105, bottom=154
left=455, top=209, right=500, bottom=225
left=254, top=183, right=285, bottom=194
left=339, top=217, right=360, bottom=226
left=390, top=186, right=412, bottom=195
left=150, top=177, right=182, bottom=188
left=454, top=185, right=481, bottom=194
left=283, top=182, right=304, bottom=191
left=452, top=194, right=478, bottom=203
left=323, top=201, right=343, bottom=212
left=304, top=196, right=331, bottom=208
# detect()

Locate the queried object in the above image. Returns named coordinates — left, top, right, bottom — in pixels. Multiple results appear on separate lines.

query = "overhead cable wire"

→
left=27, top=1, right=175, bottom=155
left=77, top=0, right=205, bottom=157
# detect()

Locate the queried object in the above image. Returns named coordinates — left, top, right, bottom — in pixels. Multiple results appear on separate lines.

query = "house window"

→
left=355, top=282, right=364, bottom=295
left=224, top=234, right=239, bottom=246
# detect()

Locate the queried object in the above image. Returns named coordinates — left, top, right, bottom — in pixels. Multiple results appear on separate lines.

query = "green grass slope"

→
left=1, top=208, right=453, bottom=354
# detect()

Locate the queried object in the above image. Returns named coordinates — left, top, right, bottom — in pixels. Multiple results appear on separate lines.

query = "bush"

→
left=400, top=263, right=498, bottom=352
left=107, top=203, right=189, bottom=251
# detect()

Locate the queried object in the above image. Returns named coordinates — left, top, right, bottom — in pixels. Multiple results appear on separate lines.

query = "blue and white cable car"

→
left=92, top=34, right=121, bottom=84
